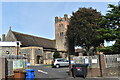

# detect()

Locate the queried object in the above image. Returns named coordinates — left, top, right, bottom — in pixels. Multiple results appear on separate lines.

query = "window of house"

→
left=47, top=53, right=52, bottom=59
left=59, top=24, right=64, bottom=27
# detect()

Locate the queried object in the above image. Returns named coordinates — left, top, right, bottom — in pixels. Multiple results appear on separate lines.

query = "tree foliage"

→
left=53, top=51, right=61, bottom=59
left=66, top=7, right=102, bottom=56
left=97, top=4, right=120, bottom=54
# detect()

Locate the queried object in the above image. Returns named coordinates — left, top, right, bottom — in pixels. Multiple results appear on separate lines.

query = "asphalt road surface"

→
left=30, top=65, right=119, bottom=80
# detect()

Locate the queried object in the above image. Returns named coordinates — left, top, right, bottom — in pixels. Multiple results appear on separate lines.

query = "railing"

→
left=73, top=55, right=100, bottom=68
left=104, top=54, right=120, bottom=68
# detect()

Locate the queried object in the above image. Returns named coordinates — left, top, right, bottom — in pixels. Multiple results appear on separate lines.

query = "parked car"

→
left=52, top=58, right=69, bottom=68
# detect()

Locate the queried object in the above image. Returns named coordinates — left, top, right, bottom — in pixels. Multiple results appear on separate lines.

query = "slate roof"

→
left=11, top=31, right=56, bottom=49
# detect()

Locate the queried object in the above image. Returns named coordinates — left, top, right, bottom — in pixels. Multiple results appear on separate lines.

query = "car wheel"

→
left=56, top=64, right=60, bottom=68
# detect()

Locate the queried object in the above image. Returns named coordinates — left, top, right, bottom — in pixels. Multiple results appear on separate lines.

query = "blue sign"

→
left=71, top=60, right=75, bottom=64
left=84, top=59, right=90, bottom=66
left=26, top=62, right=30, bottom=67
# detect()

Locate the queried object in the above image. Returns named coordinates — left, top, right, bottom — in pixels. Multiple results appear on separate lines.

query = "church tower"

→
left=55, top=14, right=69, bottom=51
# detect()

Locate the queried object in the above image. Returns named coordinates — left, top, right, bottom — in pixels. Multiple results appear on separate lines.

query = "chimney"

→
left=2, top=34, right=5, bottom=41
left=55, top=16, right=58, bottom=23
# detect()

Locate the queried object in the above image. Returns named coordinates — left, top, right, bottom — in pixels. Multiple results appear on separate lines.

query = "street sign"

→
left=84, top=58, right=89, bottom=64
left=117, top=58, right=120, bottom=61
left=84, top=58, right=90, bottom=66
left=26, top=62, right=30, bottom=67
left=92, top=59, right=97, bottom=63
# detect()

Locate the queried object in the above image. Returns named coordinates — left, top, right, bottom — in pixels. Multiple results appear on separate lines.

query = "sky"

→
left=0, top=2, right=118, bottom=40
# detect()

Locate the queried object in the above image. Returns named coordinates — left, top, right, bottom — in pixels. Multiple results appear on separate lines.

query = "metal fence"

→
left=73, top=55, right=100, bottom=68
left=104, top=54, right=120, bottom=68
left=104, top=54, right=120, bottom=77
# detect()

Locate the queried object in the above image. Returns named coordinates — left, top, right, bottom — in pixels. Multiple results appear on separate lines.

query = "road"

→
left=30, top=65, right=119, bottom=80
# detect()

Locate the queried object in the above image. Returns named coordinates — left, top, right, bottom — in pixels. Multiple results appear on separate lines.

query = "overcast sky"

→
left=1, top=2, right=118, bottom=40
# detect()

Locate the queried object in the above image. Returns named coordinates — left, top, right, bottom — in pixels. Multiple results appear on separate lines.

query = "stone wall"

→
left=0, top=46, right=17, bottom=56
left=21, top=47, right=43, bottom=65
left=87, top=68, right=101, bottom=77
left=0, top=58, right=6, bottom=80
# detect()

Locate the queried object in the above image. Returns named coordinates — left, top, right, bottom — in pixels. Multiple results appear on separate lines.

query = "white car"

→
left=52, top=58, right=69, bottom=68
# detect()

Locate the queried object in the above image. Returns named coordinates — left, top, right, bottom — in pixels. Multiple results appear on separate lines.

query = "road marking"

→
left=38, top=70, right=48, bottom=74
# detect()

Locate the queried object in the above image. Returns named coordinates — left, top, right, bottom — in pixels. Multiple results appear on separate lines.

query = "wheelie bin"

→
left=72, top=64, right=88, bottom=78
left=14, top=69, right=26, bottom=80
left=25, top=69, right=35, bottom=80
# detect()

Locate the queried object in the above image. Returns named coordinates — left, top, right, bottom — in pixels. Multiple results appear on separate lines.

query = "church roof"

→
left=11, top=30, right=56, bottom=49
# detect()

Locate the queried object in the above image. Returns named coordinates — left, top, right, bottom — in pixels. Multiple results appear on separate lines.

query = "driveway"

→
left=30, top=65, right=119, bottom=80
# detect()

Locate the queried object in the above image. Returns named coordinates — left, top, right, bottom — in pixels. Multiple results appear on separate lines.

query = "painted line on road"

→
left=38, top=70, right=48, bottom=74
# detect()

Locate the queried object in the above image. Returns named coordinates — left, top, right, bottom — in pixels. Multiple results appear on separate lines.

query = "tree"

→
left=97, top=3, right=120, bottom=54
left=66, top=7, right=102, bottom=56
left=53, top=51, right=61, bottom=59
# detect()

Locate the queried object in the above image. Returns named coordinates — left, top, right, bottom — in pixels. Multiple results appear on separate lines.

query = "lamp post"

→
left=16, top=42, right=20, bottom=59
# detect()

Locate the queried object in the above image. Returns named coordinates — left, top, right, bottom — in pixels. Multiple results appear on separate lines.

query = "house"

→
left=4, top=28, right=56, bottom=65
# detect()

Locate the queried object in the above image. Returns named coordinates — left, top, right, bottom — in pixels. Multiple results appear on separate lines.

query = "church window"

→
left=60, top=32, right=64, bottom=37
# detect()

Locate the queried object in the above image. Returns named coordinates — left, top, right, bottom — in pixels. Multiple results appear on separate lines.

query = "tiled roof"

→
left=12, top=31, right=56, bottom=49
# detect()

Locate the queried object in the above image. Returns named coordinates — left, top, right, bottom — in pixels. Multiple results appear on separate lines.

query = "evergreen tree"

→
left=97, top=3, right=120, bottom=54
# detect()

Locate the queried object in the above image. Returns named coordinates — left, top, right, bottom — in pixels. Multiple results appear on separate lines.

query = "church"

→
left=1, top=14, right=69, bottom=65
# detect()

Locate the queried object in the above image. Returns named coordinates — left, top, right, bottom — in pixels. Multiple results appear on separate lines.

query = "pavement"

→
left=30, top=65, right=119, bottom=80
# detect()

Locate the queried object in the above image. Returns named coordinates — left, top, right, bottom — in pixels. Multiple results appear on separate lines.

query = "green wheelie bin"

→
left=72, top=64, right=88, bottom=78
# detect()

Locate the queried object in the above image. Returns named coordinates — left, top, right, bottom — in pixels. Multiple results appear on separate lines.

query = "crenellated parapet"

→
left=55, top=14, right=69, bottom=23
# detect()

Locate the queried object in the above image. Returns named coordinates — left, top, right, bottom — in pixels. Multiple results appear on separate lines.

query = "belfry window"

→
left=60, top=32, right=64, bottom=37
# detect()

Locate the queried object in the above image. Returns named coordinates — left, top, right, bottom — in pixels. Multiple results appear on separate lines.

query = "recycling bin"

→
left=72, top=64, right=88, bottom=78
left=14, top=69, right=26, bottom=80
left=25, top=69, right=35, bottom=80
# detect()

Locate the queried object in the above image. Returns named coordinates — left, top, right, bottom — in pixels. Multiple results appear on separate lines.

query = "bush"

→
left=53, top=51, right=61, bottom=59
